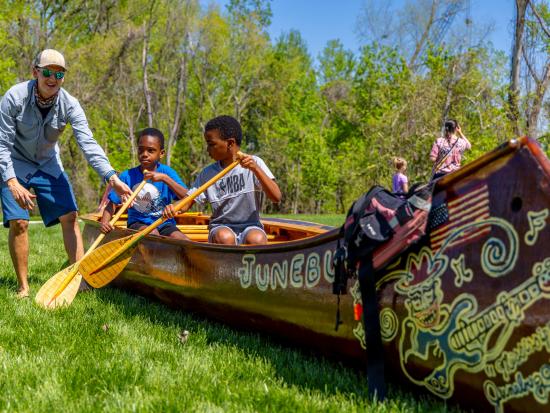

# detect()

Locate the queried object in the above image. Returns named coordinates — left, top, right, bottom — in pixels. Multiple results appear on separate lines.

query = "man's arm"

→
left=67, top=98, right=132, bottom=200
left=0, top=93, right=18, bottom=183
left=0, top=93, right=36, bottom=209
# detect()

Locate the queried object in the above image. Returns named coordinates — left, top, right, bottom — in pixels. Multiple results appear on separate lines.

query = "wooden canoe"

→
left=81, top=137, right=550, bottom=413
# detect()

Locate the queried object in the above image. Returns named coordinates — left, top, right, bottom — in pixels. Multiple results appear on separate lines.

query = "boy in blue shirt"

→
left=100, top=128, right=188, bottom=240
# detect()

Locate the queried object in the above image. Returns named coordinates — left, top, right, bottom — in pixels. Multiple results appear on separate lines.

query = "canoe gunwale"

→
left=80, top=215, right=341, bottom=253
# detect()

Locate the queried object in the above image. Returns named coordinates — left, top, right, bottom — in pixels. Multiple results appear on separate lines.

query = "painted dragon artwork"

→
left=350, top=164, right=550, bottom=412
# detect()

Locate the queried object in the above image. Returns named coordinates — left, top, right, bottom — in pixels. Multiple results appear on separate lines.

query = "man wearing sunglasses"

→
left=0, top=48, right=132, bottom=298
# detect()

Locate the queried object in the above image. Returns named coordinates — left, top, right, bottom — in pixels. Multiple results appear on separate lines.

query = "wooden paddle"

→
left=79, top=153, right=244, bottom=288
left=35, top=175, right=149, bottom=309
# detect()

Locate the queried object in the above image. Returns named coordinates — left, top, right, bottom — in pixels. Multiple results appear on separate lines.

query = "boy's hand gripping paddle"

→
left=35, top=175, right=149, bottom=309
left=78, top=153, right=244, bottom=289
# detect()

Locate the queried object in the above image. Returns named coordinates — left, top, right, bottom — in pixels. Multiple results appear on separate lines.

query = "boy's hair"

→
left=444, top=119, right=458, bottom=135
left=138, top=128, right=165, bottom=149
left=205, top=115, right=242, bottom=146
left=393, top=157, right=407, bottom=171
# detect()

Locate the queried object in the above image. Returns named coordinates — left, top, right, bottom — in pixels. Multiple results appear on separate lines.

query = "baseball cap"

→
left=34, top=49, right=66, bottom=70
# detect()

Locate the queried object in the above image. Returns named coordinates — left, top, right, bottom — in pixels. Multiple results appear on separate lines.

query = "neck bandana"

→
left=34, top=85, right=58, bottom=109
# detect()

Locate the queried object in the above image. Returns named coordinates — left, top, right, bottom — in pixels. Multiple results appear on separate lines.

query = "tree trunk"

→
left=527, top=64, right=550, bottom=138
left=167, top=51, right=188, bottom=166
left=142, top=11, right=155, bottom=128
left=292, top=163, right=301, bottom=214
left=524, top=0, right=550, bottom=138
left=408, top=0, right=437, bottom=69
left=127, top=120, right=137, bottom=166
left=508, top=0, right=528, bottom=136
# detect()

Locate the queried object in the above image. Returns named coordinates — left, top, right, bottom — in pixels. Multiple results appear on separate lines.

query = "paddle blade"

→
left=78, top=235, right=138, bottom=288
left=35, top=263, right=83, bottom=309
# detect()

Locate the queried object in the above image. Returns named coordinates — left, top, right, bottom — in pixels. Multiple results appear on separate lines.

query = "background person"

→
left=0, top=49, right=132, bottom=297
left=430, top=119, right=471, bottom=179
left=392, top=157, right=409, bottom=197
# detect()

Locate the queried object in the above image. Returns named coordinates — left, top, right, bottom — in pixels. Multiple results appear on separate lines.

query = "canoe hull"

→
left=83, top=221, right=367, bottom=362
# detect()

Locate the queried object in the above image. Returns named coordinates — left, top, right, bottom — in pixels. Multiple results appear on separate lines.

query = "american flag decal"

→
left=429, top=183, right=491, bottom=252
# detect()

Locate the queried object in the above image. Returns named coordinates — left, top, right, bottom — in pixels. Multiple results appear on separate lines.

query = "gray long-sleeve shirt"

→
left=0, top=80, right=113, bottom=183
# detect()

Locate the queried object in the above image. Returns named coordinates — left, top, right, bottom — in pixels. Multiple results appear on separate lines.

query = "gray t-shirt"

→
left=190, top=155, right=275, bottom=232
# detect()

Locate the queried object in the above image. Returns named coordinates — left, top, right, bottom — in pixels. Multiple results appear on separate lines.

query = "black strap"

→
left=358, top=254, right=387, bottom=401
left=333, top=237, right=346, bottom=331
left=334, top=294, right=342, bottom=331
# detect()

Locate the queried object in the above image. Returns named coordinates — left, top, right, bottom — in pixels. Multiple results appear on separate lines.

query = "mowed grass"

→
left=265, top=214, right=345, bottom=227
left=0, top=218, right=467, bottom=413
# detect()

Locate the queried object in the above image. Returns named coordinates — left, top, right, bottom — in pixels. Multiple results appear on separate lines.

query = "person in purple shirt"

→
left=392, top=157, right=409, bottom=197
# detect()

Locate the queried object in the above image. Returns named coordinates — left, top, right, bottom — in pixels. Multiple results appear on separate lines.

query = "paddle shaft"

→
left=88, top=177, right=150, bottom=251
left=47, top=177, right=148, bottom=303
left=91, top=156, right=243, bottom=275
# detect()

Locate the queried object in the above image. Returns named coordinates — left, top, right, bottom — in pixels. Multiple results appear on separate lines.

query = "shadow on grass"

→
left=94, top=286, right=367, bottom=392
left=93, top=286, right=466, bottom=412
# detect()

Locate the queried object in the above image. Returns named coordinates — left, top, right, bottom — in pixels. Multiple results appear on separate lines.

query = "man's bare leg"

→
left=8, top=219, right=30, bottom=297
left=59, top=211, right=84, bottom=263
left=59, top=211, right=90, bottom=291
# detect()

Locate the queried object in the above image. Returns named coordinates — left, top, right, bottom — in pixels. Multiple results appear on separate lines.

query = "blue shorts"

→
left=1, top=171, right=78, bottom=228
left=128, top=221, right=181, bottom=237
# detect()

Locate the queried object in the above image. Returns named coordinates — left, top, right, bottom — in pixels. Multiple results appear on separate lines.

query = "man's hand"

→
left=163, top=200, right=192, bottom=219
left=7, top=178, right=36, bottom=210
left=109, top=175, right=133, bottom=203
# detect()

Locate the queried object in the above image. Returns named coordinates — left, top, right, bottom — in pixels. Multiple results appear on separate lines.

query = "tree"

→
left=356, top=0, right=469, bottom=70
left=509, top=0, right=550, bottom=138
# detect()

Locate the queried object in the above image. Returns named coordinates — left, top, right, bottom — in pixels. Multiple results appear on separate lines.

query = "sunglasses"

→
left=37, top=67, right=65, bottom=80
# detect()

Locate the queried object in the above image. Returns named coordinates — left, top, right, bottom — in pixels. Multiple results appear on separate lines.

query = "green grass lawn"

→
left=265, top=214, right=345, bottom=227
left=0, top=218, right=467, bottom=413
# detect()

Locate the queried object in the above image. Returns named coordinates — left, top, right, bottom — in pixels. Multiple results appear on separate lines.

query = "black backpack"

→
left=332, top=184, right=433, bottom=401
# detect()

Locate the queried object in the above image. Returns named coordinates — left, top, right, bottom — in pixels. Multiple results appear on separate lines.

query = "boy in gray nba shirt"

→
left=164, top=115, right=281, bottom=244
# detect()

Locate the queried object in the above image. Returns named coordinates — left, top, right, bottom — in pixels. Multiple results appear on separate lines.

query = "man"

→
left=0, top=49, right=132, bottom=297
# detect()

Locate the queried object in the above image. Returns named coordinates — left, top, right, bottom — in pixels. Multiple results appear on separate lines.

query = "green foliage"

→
left=0, top=0, right=528, bottom=215
left=318, top=39, right=355, bottom=84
